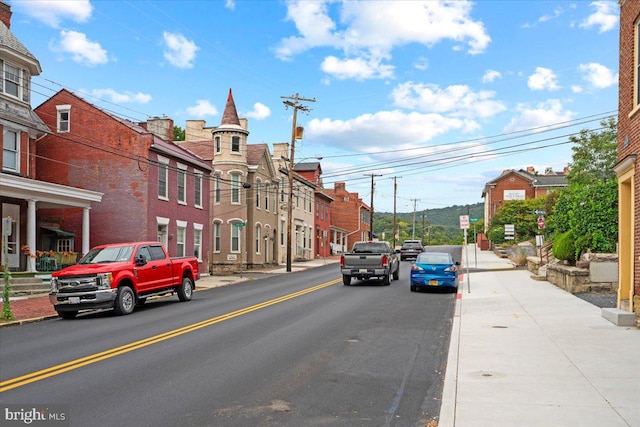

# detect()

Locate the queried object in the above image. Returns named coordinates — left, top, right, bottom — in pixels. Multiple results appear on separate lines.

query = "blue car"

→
left=410, top=252, right=459, bottom=292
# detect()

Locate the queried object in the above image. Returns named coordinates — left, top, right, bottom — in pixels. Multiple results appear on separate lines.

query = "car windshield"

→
left=79, top=245, right=135, bottom=264
left=417, top=253, right=451, bottom=265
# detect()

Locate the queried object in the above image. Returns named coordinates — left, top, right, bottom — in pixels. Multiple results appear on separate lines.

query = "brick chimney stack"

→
left=0, top=1, right=12, bottom=29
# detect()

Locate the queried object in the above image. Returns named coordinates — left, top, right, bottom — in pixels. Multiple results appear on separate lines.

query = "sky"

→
left=11, top=0, right=619, bottom=214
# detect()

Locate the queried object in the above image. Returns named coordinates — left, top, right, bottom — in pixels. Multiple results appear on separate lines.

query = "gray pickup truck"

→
left=340, top=241, right=400, bottom=286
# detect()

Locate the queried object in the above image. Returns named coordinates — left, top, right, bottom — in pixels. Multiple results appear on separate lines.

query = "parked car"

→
left=49, top=241, right=199, bottom=318
left=399, top=239, right=424, bottom=261
left=410, top=252, right=459, bottom=292
left=340, top=241, right=400, bottom=286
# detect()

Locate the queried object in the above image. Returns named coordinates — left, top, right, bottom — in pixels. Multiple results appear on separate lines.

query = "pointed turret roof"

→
left=221, top=88, right=240, bottom=126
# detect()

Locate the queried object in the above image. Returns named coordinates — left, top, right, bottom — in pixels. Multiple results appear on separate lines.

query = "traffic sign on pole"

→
left=537, top=217, right=545, bottom=229
left=459, top=215, right=470, bottom=229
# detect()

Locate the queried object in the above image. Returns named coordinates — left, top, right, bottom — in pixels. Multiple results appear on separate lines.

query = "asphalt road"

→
left=0, top=251, right=459, bottom=427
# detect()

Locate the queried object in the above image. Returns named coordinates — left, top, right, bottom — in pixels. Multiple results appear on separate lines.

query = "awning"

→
left=40, top=226, right=75, bottom=237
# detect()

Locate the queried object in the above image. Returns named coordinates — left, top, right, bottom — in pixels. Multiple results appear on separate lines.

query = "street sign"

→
left=234, top=222, right=246, bottom=228
left=470, top=218, right=480, bottom=223
left=534, top=210, right=546, bottom=216
left=504, top=224, right=515, bottom=240
left=537, top=216, right=545, bottom=229
left=459, top=215, right=470, bottom=229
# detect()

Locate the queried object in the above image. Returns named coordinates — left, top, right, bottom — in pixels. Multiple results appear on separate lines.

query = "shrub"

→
left=552, top=231, right=576, bottom=264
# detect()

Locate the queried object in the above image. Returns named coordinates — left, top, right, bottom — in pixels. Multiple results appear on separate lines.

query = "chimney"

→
left=0, top=1, right=12, bottom=29
left=144, top=116, right=174, bottom=141
left=544, top=167, right=553, bottom=174
left=526, top=166, right=535, bottom=173
left=563, top=166, right=570, bottom=175
left=335, top=182, right=346, bottom=192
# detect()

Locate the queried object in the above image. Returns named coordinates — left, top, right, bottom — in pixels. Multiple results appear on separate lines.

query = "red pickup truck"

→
left=49, top=241, right=199, bottom=318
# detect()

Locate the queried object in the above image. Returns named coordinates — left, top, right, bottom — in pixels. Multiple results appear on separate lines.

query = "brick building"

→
left=34, top=89, right=211, bottom=272
left=482, top=166, right=568, bottom=231
left=292, top=161, right=333, bottom=258
left=326, top=182, right=371, bottom=252
left=0, top=1, right=102, bottom=273
left=615, top=0, right=639, bottom=324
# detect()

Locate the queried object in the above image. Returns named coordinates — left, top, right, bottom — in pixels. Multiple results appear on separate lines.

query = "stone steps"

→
left=4, top=277, right=50, bottom=297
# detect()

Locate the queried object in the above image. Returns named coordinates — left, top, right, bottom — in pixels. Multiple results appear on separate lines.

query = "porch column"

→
left=82, top=207, right=90, bottom=256
left=26, top=199, right=36, bottom=272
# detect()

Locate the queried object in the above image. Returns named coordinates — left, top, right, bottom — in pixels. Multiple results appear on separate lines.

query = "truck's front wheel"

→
left=177, top=277, right=194, bottom=302
left=114, top=285, right=135, bottom=315
left=57, top=310, right=78, bottom=319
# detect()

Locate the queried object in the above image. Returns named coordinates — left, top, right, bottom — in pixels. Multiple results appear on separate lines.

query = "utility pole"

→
left=365, top=173, right=382, bottom=240
left=392, top=176, right=398, bottom=249
left=282, top=93, right=315, bottom=272
left=410, top=198, right=419, bottom=239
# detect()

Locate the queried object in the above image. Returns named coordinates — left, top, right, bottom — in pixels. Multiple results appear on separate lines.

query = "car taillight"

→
left=340, top=256, right=345, bottom=267
left=381, top=255, right=388, bottom=266
left=444, top=266, right=457, bottom=272
left=411, top=265, right=425, bottom=272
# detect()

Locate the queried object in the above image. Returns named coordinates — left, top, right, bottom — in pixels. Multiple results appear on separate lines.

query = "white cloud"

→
left=162, top=32, right=199, bottom=69
left=527, top=67, right=560, bottom=91
left=275, top=1, right=490, bottom=80
left=321, top=56, right=394, bottom=80
left=186, top=100, right=217, bottom=117
left=391, top=82, right=506, bottom=119
left=12, top=0, right=92, bottom=28
left=244, top=103, right=271, bottom=120
left=579, top=1, right=618, bottom=33
left=307, top=110, right=475, bottom=152
left=58, top=30, right=108, bottom=66
left=414, top=57, right=429, bottom=71
left=503, top=99, right=576, bottom=133
left=482, top=70, right=502, bottom=83
left=571, top=85, right=584, bottom=93
left=578, top=62, right=618, bottom=89
left=225, top=0, right=235, bottom=11
left=90, top=88, right=152, bottom=104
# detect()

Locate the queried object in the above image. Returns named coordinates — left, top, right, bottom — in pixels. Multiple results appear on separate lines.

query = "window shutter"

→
left=22, top=69, right=30, bottom=102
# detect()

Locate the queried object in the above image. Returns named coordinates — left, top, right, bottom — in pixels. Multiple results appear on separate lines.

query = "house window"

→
left=158, top=156, right=169, bottom=200
left=56, top=105, right=71, bottom=133
left=215, top=136, right=221, bottom=154
left=2, top=61, right=20, bottom=98
left=231, top=173, right=241, bottom=204
left=214, top=175, right=221, bottom=203
left=231, top=223, right=240, bottom=252
left=193, top=224, right=203, bottom=260
left=231, top=136, right=240, bottom=152
left=280, top=219, right=285, bottom=246
left=177, top=163, right=187, bottom=204
left=176, top=221, right=187, bottom=257
left=2, top=129, right=18, bottom=172
left=265, top=183, right=270, bottom=211
left=255, top=224, right=261, bottom=254
left=194, top=171, right=202, bottom=208
left=213, top=222, right=221, bottom=252
left=57, top=239, right=73, bottom=253
left=256, top=179, right=261, bottom=208
left=636, top=19, right=640, bottom=107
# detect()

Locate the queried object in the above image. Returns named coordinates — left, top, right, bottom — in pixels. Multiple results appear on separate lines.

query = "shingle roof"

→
left=0, top=20, right=40, bottom=74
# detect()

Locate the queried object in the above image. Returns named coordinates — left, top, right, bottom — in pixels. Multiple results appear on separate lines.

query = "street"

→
left=0, top=247, right=461, bottom=426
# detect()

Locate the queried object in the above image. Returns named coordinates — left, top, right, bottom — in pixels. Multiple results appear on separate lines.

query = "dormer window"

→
left=0, top=60, right=29, bottom=101
left=56, top=105, right=71, bottom=133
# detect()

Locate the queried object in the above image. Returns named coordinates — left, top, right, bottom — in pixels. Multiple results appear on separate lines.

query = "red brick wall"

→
left=618, top=0, right=640, bottom=296
left=327, top=182, right=370, bottom=250
left=486, top=172, right=534, bottom=225
left=34, top=90, right=210, bottom=269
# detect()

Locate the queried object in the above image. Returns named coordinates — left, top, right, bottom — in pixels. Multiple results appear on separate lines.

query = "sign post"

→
left=459, top=215, right=470, bottom=293
left=470, top=218, right=479, bottom=267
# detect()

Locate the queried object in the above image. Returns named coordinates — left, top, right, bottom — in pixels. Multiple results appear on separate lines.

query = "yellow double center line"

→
left=1, top=279, right=340, bottom=392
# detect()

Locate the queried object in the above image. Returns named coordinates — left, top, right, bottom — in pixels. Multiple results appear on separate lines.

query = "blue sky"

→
left=12, top=0, right=619, bottom=214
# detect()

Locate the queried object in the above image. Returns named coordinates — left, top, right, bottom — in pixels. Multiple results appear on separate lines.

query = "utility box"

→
left=477, top=233, right=490, bottom=250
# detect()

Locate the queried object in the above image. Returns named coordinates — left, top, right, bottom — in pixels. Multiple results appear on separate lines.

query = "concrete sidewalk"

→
left=440, top=245, right=640, bottom=427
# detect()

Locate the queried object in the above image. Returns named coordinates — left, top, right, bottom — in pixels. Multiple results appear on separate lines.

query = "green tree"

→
left=174, top=125, right=185, bottom=141
left=566, top=117, right=617, bottom=186
left=488, top=197, right=546, bottom=243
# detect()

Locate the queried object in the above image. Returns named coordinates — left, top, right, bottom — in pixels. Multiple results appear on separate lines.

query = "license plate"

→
left=429, top=280, right=438, bottom=286
left=69, top=297, right=80, bottom=304
left=359, top=269, right=368, bottom=273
